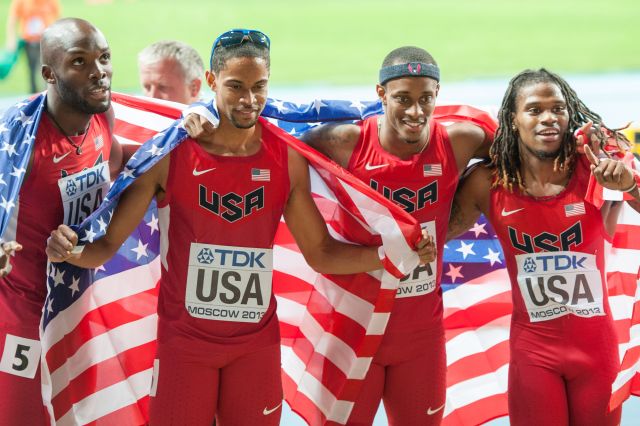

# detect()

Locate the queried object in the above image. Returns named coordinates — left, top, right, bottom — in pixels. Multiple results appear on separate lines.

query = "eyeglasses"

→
left=210, top=29, right=270, bottom=68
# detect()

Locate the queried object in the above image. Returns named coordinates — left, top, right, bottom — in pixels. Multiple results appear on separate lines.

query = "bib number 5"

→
left=0, top=334, right=41, bottom=379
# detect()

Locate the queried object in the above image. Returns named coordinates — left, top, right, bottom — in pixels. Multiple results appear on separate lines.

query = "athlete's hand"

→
left=46, top=225, right=80, bottom=263
left=574, top=121, right=601, bottom=156
left=415, top=229, right=437, bottom=265
left=584, top=144, right=636, bottom=191
left=0, top=241, right=22, bottom=277
left=183, top=113, right=217, bottom=140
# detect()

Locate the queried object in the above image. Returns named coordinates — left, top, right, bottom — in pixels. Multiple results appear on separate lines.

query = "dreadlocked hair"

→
left=489, top=68, right=630, bottom=192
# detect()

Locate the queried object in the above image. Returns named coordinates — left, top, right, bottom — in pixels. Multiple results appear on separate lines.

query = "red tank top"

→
left=0, top=112, right=112, bottom=323
left=488, top=156, right=611, bottom=326
left=157, top=121, right=290, bottom=350
left=347, top=116, right=459, bottom=333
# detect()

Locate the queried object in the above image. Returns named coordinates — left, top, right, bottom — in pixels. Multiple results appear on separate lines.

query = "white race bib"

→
left=0, top=334, right=41, bottom=379
left=396, top=220, right=437, bottom=298
left=58, top=162, right=110, bottom=226
left=185, top=243, right=272, bottom=323
left=516, top=251, right=605, bottom=322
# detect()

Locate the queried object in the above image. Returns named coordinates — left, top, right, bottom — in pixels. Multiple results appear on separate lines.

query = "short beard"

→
left=522, top=142, right=561, bottom=160
left=227, top=110, right=260, bottom=129
left=56, top=77, right=110, bottom=115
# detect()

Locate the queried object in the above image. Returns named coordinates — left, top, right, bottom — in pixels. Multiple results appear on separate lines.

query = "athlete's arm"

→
left=299, top=123, right=360, bottom=168
left=46, top=155, right=169, bottom=268
left=447, top=165, right=492, bottom=241
left=448, top=122, right=493, bottom=175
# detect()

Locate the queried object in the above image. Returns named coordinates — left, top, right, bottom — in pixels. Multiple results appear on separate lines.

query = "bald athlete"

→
left=0, top=18, right=124, bottom=424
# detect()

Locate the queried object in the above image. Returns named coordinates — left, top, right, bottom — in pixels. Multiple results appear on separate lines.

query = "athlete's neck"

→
left=46, top=96, right=93, bottom=136
left=378, top=118, right=430, bottom=160
left=520, top=154, right=572, bottom=197
left=199, top=117, right=262, bottom=157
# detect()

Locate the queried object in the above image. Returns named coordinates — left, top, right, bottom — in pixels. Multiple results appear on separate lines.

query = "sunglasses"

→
left=210, top=29, right=270, bottom=68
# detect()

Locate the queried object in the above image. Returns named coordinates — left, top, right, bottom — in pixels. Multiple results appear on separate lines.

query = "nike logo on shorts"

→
left=501, top=207, right=524, bottom=217
left=364, top=163, right=389, bottom=171
left=53, top=152, right=71, bottom=164
left=427, top=403, right=445, bottom=415
left=263, top=402, right=282, bottom=415
left=192, top=167, right=216, bottom=176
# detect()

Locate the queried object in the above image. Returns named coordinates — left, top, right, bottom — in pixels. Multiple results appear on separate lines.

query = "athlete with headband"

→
left=46, top=31, right=436, bottom=425
left=287, top=46, right=493, bottom=425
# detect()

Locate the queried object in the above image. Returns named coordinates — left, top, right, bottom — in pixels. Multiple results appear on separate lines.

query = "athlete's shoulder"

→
left=300, top=121, right=360, bottom=169
left=465, top=162, right=493, bottom=187
left=301, top=121, right=360, bottom=148
left=444, top=121, right=486, bottom=141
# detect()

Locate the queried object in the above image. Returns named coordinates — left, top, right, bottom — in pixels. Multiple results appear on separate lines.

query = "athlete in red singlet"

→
left=287, top=47, right=492, bottom=425
left=46, top=31, right=435, bottom=426
left=0, top=19, right=122, bottom=425
left=448, top=68, right=640, bottom=425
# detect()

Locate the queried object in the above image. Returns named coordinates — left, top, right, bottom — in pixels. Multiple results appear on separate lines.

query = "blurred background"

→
left=1, top=0, right=639, bottom=424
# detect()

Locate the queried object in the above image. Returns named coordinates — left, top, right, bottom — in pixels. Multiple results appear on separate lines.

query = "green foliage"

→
left=0, top=0, right=638, bottom=95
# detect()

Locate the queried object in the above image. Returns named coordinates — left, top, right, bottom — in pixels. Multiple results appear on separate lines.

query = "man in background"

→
left=138, top=40, right=204, bottom=104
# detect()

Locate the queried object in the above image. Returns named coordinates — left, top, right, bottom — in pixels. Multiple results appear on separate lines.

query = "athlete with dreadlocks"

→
left=448, top=68, right=640, bottom=425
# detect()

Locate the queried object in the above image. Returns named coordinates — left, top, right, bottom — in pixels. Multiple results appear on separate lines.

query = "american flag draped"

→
left=0, top=93, right=637, bottom=425
left=0, top=93, right=420, bottom=425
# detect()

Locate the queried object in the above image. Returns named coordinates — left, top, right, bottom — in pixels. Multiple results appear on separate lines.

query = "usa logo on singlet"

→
left=198, top=185, right=265, bottom=223
left=370, top=179, right=438, bottom=214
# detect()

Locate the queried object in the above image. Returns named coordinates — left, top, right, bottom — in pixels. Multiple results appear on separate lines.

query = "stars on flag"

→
left=97, top=216, right=108, bottom=233
left=313, top=99, right=328, bottom=115
left=81, top=226, right=97, bottom=243
left=349, top=100, right=366, bottom=113
left=52, top=268, right=66, bottom=287
left=131, top=239, right=149, bottom=260
left=121, top=167, right=135, bottom=180
left=445, top=264, right=464, bottom=283
left=146, top=144, right=164, bottom=157
left=483, top=248, right=503, bottom=266
left=0, top=195, right=15, bottom=211
left=13, top=110, right=30, bottom=125
left=456, top=241, right=476, bottom=259
left=10, top=165, right=26, bottom=178
left=469, top=222, right=488, bottom=238
left=69, top=276, right=80, bottom=296
left=1, top=142, right=17, bottom=157
left=146, top=213, right=159, bottom=235
left=269, top=99, right=287, bottom=111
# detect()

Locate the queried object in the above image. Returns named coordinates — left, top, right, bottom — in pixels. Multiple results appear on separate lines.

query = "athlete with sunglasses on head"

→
left=45, top=29, right=436, bottom=426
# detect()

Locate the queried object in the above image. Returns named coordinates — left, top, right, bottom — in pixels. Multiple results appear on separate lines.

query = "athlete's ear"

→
left=376, top=84, right=387, bottom=106
left=435, top=83, right=440, bottom=97
left=205, top=70, right=217, bottom=91
left=42, top=65, right=55, bottom=85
